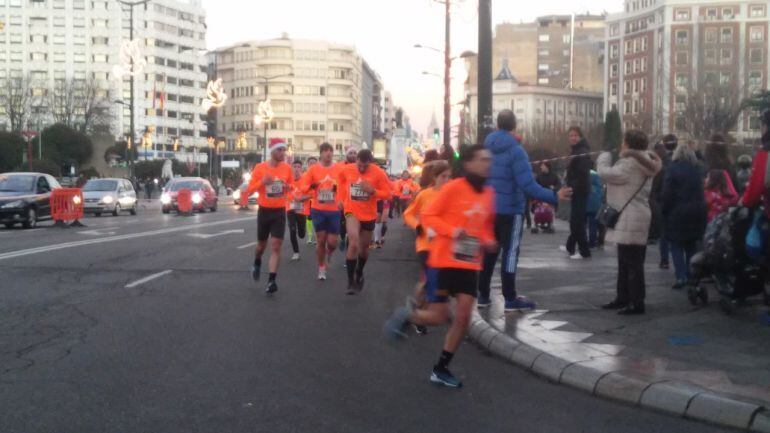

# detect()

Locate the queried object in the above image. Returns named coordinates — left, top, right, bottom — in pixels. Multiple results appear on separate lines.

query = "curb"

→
left=469, top=312, right=769, bottom=432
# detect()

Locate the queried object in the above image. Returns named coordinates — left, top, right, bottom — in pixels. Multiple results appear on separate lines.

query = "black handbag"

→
left=597, top=178, right=649, bottom=229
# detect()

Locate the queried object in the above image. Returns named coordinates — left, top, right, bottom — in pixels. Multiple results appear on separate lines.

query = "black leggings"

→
left=287, top=211, right=307, bottom=253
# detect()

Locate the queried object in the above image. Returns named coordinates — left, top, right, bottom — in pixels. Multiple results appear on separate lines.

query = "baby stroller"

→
left=688, top=207, right=770, bottom=315
left=531, top=201, right=555, bottom=234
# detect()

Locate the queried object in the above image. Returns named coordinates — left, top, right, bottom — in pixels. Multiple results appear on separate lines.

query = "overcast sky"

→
left=203, top=0, right=621, bottom=139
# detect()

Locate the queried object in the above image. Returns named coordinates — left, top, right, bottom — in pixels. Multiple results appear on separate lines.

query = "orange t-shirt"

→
left=286, top=176, right=311, bottom=215
left=302, top=163, right=340, bottom=212
left=244, top=161, right=294, bottom=209
left=337, top=163, right=392, bottom=222
left=403, top=187, right=439, bottom=253
left=422, top=178, right=495, bottom=271
left=397, top=179, right=418, bottom=199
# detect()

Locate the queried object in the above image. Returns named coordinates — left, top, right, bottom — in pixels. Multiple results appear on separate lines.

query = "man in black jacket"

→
left=564, top=127, right=592, bottom=259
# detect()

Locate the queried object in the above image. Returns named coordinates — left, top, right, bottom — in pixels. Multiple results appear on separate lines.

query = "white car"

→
left=83, top=178, right=138, bottom=216
left=232, top=182, right=258, bottom=205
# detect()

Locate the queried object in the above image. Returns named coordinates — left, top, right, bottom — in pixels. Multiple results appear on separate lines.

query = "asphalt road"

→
left=0, top=205, right=732, bottom=433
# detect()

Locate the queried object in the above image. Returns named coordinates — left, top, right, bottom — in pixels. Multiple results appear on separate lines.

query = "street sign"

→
left=221, top=160, right=240, bottom=168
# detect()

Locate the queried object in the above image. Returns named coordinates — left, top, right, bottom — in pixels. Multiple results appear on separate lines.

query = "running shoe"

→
left=430, top=367, right=462, bottom=388
left=570, top=253, right=589, bottom=260
left=291, top=253, right=300, bottom=261
left=415, top=324, right=428, bottom=335
left=265, top=281, right=278, bottom=294
left=251, top=263, right=261, bottom=281
left=346, top=281, right=357, bottom=295
left=476, top=296, right=492, bottom=309
left=318, top=267, right=327, bottom=281
left=383, top=307, right=410, bottom=342
left=504, top=296, right=536, bottom=312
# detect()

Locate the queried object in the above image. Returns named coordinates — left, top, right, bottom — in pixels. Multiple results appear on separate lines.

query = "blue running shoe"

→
left=504, top=296, right=536, bottom=312
left=383, top=307, right=410, bottom=342
left=251, top=263, right=261, bottom=281
left=430, top=368, right=462, bottom=388
left=476, top=296, right=491, bottom=309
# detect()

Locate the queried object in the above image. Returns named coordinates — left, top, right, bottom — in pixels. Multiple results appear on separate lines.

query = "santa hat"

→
left=345, top=143, right=359, bottom=154
left=269, top=138, right=287, bottom=153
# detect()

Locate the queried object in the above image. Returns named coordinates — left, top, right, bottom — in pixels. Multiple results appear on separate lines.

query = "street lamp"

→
left=253, top=73, right=293, bottom=161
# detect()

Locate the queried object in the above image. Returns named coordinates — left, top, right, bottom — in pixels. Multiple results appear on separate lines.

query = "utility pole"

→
left=477, top=0, right=493, bottom=144
left=443, top=0, right=452, bottom=156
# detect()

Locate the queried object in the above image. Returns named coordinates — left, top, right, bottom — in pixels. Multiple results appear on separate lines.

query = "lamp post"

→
left=253, top=73, right=293, bottom=161
left=478, top=0, right=493, bottom=144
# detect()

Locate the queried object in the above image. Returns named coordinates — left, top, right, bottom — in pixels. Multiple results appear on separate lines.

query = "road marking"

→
left=125, top=270, right=173, bottom=288
left=78, top=229, right=117, bottom=236
left=187, top=229, right=244, bottom=239
left=237, top=241, right=258, bottom=250
left=0, top=216, right=254, bottom=262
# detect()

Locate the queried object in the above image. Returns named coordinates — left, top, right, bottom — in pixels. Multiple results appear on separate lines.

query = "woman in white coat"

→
left=596, top=130, right=662, bottom=315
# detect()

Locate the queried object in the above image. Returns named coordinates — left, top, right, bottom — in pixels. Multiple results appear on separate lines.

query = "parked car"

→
left=83, top=178, right=138, bottom=217
left=160, top=177, right=218, bottom=214
left=232, top=182, right=258, bottom=205
left=0, top=172, right=61, bottom=229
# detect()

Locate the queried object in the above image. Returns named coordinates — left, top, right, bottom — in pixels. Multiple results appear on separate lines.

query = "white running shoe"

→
left=570, top=253, right=585, bottom=260
left=318, top=267, right=327, bottom=281
left=291, top=253, right=300, bottom=261
left=559, top=246, right=569, bottom=253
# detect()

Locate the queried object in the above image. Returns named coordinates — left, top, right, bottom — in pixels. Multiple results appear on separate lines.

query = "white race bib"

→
left=290, top=200, right=304, bottom=211
left=453, top=235, right=480, bottom=263
left=350, top=183, right=370, bottom=201
left=318, top=188, right=335, bottom=203
left=266, top=181, right=284, bottom=198
left=402, top=187, right=410, bottom=196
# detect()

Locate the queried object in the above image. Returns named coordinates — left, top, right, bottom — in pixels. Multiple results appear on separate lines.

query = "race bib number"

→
left=318, top=188, right=335, bottom=204
left=350, top=183, right=370, bottom=201
left=290, top=200, right=304, bottom=211
left=266, top=181, right=284, bottom=198
left=453, top=235, right=480, bottom=263
left=402, top=187, right=410, bottom=196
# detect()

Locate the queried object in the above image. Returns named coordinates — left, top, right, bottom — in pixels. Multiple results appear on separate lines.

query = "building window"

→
left=633, top=79, right=639, bottom=93
left=750, top=26, right=764, bottom=43
left=538, top=34, right=550, bottom=42
left=705, top=49, right=717, bottom=65
left=641, top=77, right=647, bottom=92
left=748, top=71, right=763, bottom=90
left=721, top=28, right=733, bottom=43
left=625, top=40, right=633, bottom=54
left=538, top=78, right=549, bottom=85
left=610, top=24, right=620, bottom=36
left=675, top=9, right=690, bottom=21
left=610, top=63, right=618, bottom=78
left=625, top=61, right=632, bottom=75
left=720, top=48, right=732, bottom=65
left=720, top=72, right=731, bottom=85
left=641, top=37, right=648, bottom=51
left=624, top=81, right=631, bottom=94
left=675, top=95, right=686, bottom=112
left=610, top=44, right=619, bottom=59
left=675, top=51, right=688, bottom=66
left=562, top=35, right=571, bottom=44
left=633, top=58, right=640, bottom=73
left=723, top=8, right=734, bottom=19
left=538, top=64, right=549, bottom=71
left=640, top=98, right=646, bottom=113
left=675, top=74, right=688, bottom=90
left=610, top=83, right=618, bottom=96
left=704, top=72, right=718, bottom=86
left=706, top=8, right=717, bottom=19
left=750, top=48, right=764, bottom=64
left=705, top=28, right=718, bottom=43
left=750, top=5, right=766, bottom=17
left=676, top=30, right=688, bottom=45
left=675, top=116, right=686, bottom=131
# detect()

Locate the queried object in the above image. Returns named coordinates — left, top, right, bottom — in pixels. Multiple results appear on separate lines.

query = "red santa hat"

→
left=269, top=138, right=287, bottom=153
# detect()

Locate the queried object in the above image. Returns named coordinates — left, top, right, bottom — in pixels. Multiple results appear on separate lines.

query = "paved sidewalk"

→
left=473, top=220, right=770, bottom=431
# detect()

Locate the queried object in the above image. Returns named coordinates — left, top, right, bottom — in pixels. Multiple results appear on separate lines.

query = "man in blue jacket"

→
left=478, top=110, right=572, bottom=311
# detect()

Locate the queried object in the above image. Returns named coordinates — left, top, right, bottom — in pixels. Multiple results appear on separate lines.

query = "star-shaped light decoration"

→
left=201, top=79, right=228, bottom=111
left=111, top=40, right=147, bottom=81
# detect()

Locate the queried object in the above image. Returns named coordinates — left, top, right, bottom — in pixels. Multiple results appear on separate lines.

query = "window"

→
left=750, top=26, right=764, bottom=43
left=625, top=61, right=631, bottom=75
left=562, top=35, right=571, bottom=44
left=53, top=16, right=64, bottom=27
left=721, top=28, right=733, bottom=44
left=538, top=34, right=550, bottom=42
left=610, top=83, right=618, bottom=96
left=720, top=48, right=732, bottom=65
left=750, top=48, right=763, bottom=64
left=705, top=49, right=717, bottom=65
left=723, top=8, right=733, bottom=19
left=633, top=79, right=640, bottom=93
left=704, top=72, right=718, bottom=86
left=624, top=81, right=631, bottom=94
left=30, top=52, right=47, bottom=61
left=73, top=34, right=85, bottom=45
left=748, top=71, right=763, bottom=89
left=641, top=37, right=648, bottom=51
left=74, top=53, right=85, bottom=63
left=633, top=58, right=640, bottom=73
left=750, top=5, right=766, bottom=17
left=610, top=64, right=618, bottom=78
left=92, top=37, right=109, bottom=46
left=610, top=44, right=619, bottom=59
left=750, top=115, right=762, bottom=130
left=705, top=28, right=717, bottom=43
left=53, top=52, right=65, bottom=63
left=675, top=74, right=688, bottom=90
left=675, top=9, right=690, bottom=21
left=538, top=78, right=549, bottom=85
left=720, top=72, right=731, bottom=85
left=625, top=40, right=633, bottom=54
left=73, top=16, right=85, bottom=28
left=624, top=101, right=631, bottom=114
left=92, top=54, right=108, bottom=63
left=538, top=48, right=550, bottom=57
left=538, top=64, right=549, bottom=71
left=676, top=30, right=688, bottom=45
left=641, top=57, right=647, bottom=72
left=633, top=39, right=639, bottom=53
left=640, top=98, right=646, bottom=113
left=675, top=95, right=686, bottom=112
left=707, top=8, right=717, bottom=19
left=91, top=19, right=108, bottom=28
left=675, top=51, right=688, bottom=66
left=641, top=78, right=647, bottom=92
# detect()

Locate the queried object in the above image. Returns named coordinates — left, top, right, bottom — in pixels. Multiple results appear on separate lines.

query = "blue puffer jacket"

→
left=484, top=130, right=558, bottom=215
left=587, top=170, right=604, bottom=213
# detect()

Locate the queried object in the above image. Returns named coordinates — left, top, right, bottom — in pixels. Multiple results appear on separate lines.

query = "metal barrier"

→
left=177, top=188, right=192, bottom=215
left=50, top=188, right=85, bottom=227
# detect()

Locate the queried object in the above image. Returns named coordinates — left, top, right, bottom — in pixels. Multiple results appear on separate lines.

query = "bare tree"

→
left=48, top=77, right=113, bottom=134
left=681, top=81, right=743, bottom=140
left=3, top=74, right=33, bottom=132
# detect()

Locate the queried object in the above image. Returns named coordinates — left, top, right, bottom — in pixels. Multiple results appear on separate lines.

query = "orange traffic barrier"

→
left=177, top=188, right=192, bottom=214
left=50, top=188, right=85, bottom=227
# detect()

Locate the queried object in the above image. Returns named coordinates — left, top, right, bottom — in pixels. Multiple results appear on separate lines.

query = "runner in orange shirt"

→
left=243, top=138, right=294, bottom=294
left=385, top=144, right=497, bottom=388
left=395, top=170, right=418, bottom=214
left=286, top=160, right=311, bottom=262
left=304, top=156, right=318, bottom=246
left=302, top=142, right=342, bottom=280
left=337, top=148, right=392, bottom=294
left=335, top=145, right=359, bottom=254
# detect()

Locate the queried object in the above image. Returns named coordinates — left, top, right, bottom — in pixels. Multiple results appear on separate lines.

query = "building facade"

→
left=0, top=0, right=209, bottom=151
left=211, top=37, right=383, bottom=161
left=467, top=60, right=604, bottom=139
left=604, top=0, right=770, bottom=142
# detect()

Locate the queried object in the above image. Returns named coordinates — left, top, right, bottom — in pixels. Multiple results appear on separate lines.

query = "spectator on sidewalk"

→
left=741, top=109, right=770, bottom=218
left=478, top=109, right=572, bottom=311
left=704, top=169, right=738, bottom=222
left=536, top=162, right=561, bottom=194
left=563, top=126, right=593, bottom=259
left=662, top=143, right=708, bottom=290
left=735, top=155, right=753, bottom=194
left=650, top=135, right=676, bottom=269
left=586, top=168, right=603, bottom=249
left=597, top=130, right=662, bottom=315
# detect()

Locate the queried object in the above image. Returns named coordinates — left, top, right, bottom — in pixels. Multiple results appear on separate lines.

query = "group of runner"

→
left=242, top=138, right=419, bottom=295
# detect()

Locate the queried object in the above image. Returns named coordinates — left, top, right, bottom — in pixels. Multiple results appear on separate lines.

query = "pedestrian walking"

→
left=597, top=130, right=662, bottom=315
left=662, top=143, right=708, bottom=290
left=478, top=110, right=571, bottom=311
left=384, top=144, right=498, bottom=388
left=563, top=126, right=593, bottom=259
left=649, top=135, right=676, bottom=269
left=243, top=138, right=294, bottom=294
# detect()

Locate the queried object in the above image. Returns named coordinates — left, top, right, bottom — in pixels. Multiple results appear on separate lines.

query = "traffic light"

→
left=433, top=128, right=440, bottom=144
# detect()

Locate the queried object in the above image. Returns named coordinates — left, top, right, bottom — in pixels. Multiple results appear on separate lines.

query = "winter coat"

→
left=597, top=150, right=662, bottom=246
left=565, top=139, right=593, bottom=196
left=535, top=171, right=561, bottom=192
left=661, top=160, right=708, bottom=244
left=586, top=170, right=603, bottom=214
left=484, top=129, right=558, bottom=215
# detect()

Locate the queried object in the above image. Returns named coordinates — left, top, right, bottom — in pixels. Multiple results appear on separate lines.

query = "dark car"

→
left=0, top=172, right=61, bottom=228
left=160, top=177, right=218, bottom=214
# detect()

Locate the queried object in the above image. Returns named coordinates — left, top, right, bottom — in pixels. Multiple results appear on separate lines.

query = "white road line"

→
left=237, top=241, right=258, bottom=250
left=188, top=229, right=244, bottom=239
left=0, top=216, right=254, bottom=262
left=125, top=270, right=173, bottom=288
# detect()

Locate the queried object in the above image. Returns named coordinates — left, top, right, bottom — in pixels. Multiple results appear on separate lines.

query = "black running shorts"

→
left=257, top=207, right=286, bottom=241
left=437, top=268, right=479, bottom=298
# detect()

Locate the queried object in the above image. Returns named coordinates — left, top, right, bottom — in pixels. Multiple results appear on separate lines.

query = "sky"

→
left=203, top=0, right=622, bottom=139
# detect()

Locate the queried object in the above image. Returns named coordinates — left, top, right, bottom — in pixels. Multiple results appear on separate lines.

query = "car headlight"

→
left=160, top=193, right=171, bottom=205
left=192, top=192, right=202, bottom=204
left=1, top=200, right=24, bottom=209
left=101, top=195, right=114, bottom=204
left=233, top=189, right=241, bottom=200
